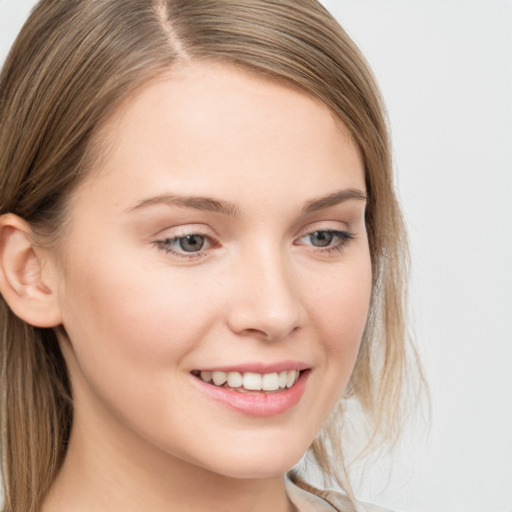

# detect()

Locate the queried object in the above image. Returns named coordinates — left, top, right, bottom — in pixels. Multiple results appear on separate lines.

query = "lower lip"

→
left=192, top=371, right=310, bottom=417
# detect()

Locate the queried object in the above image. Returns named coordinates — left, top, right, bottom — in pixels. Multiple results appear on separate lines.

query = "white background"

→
left=1, top=1, right=511, bottom=511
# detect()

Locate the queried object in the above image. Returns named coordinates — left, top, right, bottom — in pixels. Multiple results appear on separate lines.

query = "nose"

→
left=226, top=248, right=305, bottom=341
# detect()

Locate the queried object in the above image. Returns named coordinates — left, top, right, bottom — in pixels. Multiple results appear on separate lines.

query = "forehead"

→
left=76, top=61, right=364, bottom=212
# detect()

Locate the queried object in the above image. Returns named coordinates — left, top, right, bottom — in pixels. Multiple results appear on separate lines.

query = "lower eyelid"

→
left=153, top=229, right=223, bottom=258
left=154, top=241, right=208, bottom=260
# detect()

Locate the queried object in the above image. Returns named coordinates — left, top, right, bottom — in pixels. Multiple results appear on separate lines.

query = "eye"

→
left=175, top=234, right=206, bottom=253
left=154, top=231, right=217, bottom=260
left=297, top=229, right=354, bottom=253
left=306, top=231, right=336, bottom=247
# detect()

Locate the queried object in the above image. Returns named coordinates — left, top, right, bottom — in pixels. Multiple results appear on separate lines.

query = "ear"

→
left=0, top=213, right=63, bottom=328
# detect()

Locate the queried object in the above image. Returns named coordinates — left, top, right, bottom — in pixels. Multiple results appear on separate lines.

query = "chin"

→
left=192, top=437, right=308, bottom=481
left=210, top=459, right=299, bottom=481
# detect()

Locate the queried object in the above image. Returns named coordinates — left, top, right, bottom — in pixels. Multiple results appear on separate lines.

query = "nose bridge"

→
left=227, top=241, right=303, bottom=340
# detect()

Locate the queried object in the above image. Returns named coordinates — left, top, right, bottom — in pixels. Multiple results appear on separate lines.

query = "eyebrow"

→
left=128, top=194, right=241, bottom=216
left=128, top=188, right=367, bottom=216
left=301, top=189, right=367, bottom=214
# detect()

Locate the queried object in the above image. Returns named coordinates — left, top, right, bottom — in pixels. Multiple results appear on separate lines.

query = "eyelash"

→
left=154, top=232, right=219, bottom=260
left=154, top=228, right=355, bottom=261
left=296, top=230, right=355, bottom=255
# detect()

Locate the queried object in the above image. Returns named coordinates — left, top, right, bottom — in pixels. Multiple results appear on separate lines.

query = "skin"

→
left=39, top=62, right=372, bottom=512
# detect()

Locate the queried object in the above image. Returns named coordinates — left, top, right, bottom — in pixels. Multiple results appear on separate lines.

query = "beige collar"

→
left=285, top=477, right=392, bottom=512
left=285, top=477, right=346, bottom=512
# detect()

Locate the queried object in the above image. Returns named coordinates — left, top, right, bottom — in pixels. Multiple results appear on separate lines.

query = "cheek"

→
left=57, top=247, right=221, bottom=380
left=56, top=249, right=228, bottom=428
left=56, top=251, right=221, bottom=448
left=311, top=257, right=372, bottom=350
left=307, top=252, right=372, bottom=399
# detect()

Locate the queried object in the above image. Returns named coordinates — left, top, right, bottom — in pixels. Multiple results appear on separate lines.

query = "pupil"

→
left=311, top=231, right=333, bottom=247
left=179, top=235, right=205, bottom=252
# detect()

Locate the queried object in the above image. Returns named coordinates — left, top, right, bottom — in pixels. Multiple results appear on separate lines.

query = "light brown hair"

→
left=0, top=1, right=419, bottom=511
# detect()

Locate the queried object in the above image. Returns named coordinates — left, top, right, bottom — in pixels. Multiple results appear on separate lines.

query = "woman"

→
left=0, top=1, right=416, bottom=511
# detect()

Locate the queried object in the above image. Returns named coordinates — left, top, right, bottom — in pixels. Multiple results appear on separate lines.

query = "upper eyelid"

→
left=153, top=219, right=352, bottom=242
left=295, top=220, right=351, bottom=238
left=154, top=224, right=217, bottom=239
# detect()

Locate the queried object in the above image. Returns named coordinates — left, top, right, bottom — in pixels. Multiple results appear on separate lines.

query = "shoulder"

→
left=285, top=477, right=394, bottom=512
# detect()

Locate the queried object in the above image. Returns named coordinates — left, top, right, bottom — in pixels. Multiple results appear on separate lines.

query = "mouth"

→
left=190, top=366, right=310, bottom=416
left=191, top=369, right=303, bottom=394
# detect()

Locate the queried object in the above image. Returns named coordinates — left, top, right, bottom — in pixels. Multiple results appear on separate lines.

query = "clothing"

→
left=285, top=478, right=392, bottom=512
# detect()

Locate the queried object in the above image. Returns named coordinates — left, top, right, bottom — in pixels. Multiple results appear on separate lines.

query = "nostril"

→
left=226, top=301, right=304, bottom=341
left=237, top=325, right=301, bottom=342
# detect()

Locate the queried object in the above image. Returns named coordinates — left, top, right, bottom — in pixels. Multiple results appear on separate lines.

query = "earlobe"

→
left=0, top=213, right=63, bottom=328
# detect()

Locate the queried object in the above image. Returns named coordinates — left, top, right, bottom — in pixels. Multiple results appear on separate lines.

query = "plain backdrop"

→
left=1, top=1, right=511, bottom=511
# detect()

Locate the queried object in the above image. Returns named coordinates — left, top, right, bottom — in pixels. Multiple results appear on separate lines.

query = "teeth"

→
left=198, top=369, right=301, bottom=391
left=227, top=371, right=243, bottom=388
left=200, top=371, right=212, bottom=382
left=262, top=372, right=279, bottom=391
left=212, top=371, right=227, bottom=386
left=286, top=370, right=298, bottom=388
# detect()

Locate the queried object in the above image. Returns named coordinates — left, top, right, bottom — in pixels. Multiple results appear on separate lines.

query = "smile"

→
left=191, top=367, right=310, bottom=417
left=193, top=370, right=301, bottom=393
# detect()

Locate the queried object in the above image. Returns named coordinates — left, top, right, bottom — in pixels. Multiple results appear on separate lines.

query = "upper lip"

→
left=193, top=361, right=310, bottom=374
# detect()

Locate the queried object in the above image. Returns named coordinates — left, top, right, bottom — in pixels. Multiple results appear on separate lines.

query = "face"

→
left=51, top=62, right=371, bottom=479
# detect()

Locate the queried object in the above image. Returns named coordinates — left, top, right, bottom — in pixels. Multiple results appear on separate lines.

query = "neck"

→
left=42, top=411, right=293, bottom=512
